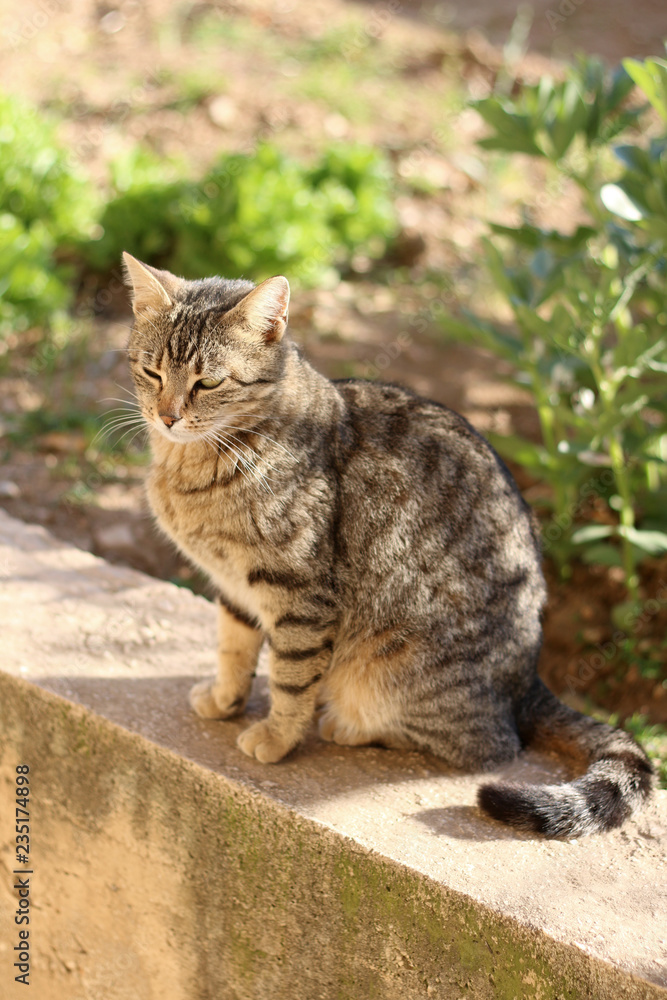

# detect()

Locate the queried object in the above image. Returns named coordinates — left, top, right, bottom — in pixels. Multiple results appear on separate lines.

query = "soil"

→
left=1, top=0, right=666, bottom=724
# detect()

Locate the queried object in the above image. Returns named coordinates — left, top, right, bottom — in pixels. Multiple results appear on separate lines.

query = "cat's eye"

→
left=143, top=367, right=162, bottom=382
left=197, top=377, right=225, bottom=390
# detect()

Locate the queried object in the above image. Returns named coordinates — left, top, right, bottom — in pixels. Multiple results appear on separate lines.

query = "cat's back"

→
left=331, top=378, right=543, bottom=594
left=333, top=377, right=522, bottom=516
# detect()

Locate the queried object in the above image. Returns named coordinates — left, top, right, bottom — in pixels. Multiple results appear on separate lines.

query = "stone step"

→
left=0, top=508, right=665, bottom=999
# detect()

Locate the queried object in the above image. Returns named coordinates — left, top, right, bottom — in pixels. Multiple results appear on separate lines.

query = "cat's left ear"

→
left=122, top=251, right=180, bottom=316
left=232, top=276, right=290, bottom=343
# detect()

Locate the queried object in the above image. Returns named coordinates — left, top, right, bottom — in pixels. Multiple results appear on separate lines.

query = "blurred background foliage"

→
left=445, top=56, right=667, bottom=612
left=0, top=92, right=398, bottom=333
left=84, top=141, right=397, bottom=284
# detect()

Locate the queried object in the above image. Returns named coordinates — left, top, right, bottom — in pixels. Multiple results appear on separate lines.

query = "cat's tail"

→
left=477, top=677, right=654, bottom=837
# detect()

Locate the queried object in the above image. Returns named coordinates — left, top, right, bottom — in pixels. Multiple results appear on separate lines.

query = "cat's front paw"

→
left=189, top=678, right=249, bottom=720
left=236, top=719, right=294, bottom=763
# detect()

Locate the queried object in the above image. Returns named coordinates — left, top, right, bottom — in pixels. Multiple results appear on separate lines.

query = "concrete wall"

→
left=1, top=510, right=666, bottom=999
left=1, top=675, right=665, bottom=1000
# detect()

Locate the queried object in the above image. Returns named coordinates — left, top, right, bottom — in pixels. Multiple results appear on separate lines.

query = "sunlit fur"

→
left=124, top=255, right=654, bottom=838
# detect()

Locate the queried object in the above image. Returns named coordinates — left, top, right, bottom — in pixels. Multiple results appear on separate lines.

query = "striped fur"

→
left=123, top=254, right=654, bottom=835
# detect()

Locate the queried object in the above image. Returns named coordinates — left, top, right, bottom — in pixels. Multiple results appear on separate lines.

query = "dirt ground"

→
left=1, top=0, right=666, bottom=725
left=387, top=0, right=666, bottom=63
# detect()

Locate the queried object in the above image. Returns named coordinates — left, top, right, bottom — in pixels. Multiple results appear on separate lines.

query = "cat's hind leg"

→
left=400, top=688, right=522, bottom=771
left=190, top=596, right=263, bottom=719
left=318, top=707, right=413, bottom=750
left=317, top=639, right=414, bottom=750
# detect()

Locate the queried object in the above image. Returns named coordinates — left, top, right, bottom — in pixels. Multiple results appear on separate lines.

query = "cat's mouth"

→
left=150, top=417, right=202, bottom=443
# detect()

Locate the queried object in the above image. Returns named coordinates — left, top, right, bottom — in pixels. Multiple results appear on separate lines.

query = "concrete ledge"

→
left=1, top=508, right=666, bottom=999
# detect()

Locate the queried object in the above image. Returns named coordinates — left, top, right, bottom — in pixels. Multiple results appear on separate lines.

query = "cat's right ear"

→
left=122, top=252, right=177, bottom=316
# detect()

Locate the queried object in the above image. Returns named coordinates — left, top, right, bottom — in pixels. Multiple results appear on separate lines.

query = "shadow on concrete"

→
left=34, top=670, right=572, bottom=843
left=413, top=804, right=537, bottom=841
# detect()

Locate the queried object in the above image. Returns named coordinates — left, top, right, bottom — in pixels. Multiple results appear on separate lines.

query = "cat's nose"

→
left=159, top=413, right=182, bottom=428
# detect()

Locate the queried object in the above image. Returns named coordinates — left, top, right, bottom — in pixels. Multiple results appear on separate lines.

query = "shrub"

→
left=444, top=55, right=667, bottom=610
left=0, top=93, right=97, bottom=338
left=84, top=142, right=398, bottom=286
left=0, top=92, right=398, bottom=340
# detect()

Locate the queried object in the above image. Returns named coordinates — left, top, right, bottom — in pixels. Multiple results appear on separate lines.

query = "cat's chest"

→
left=147, top=464, right=252, bottom=571
left=148, top=469, right=279, bottom=623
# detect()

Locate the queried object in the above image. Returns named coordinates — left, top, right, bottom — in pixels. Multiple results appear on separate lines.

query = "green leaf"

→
left=571, top=525, right=614, bottom=544
left=473, top=99, right=544, bottom=156
left=611, top=600, right=646, bottom=630
left=613, top=144, right=651, bottom=172
left=617, top=526, right=667, bottom=554
left=600, top=184, right=644, bottom=221
left=488, top=223, right=594, bottom=252
left=548, top=80, right=588, bottom=159
left=623, top=57, right=667, bottom=121
left=486, top=432, right=554, bottom=471
left=581, top=542, right=623, bottom=567
left=440, top=312, right=523, bottom=362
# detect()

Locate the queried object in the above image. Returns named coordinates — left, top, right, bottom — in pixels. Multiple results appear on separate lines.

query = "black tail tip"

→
left=477, top=782, right=547, bottom=834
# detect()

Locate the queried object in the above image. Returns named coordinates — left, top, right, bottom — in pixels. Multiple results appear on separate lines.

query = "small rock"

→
left=323, top=113, right=348, bottom=138
left=95, top=523, right=136, bottom=551
left=388, top=229, right=426, bottom=267
left=37, top=431, right=87, bottom=453
left=100, top=10, right=125, bottom=33
left=0, top=480, right=20, bottom=499
left=208, top=96, right=237, bottom=129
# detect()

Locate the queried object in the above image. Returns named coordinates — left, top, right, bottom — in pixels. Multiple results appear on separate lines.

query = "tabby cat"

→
left=122, top=251, right=654, bottom=837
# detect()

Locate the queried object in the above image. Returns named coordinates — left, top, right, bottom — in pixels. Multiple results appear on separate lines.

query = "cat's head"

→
left=122, top=252, right=290, bottom=444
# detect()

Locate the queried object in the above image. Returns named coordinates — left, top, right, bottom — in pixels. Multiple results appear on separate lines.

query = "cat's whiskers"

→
left=215, top=428, right=283, bottom=476
left=111, top=423, right=149, bottom=449
left=201, top=431, right=258, bottom=490
left=97, top=415, right=147, bottom=437
left=98, top=391, right=142, bottom=446
left=93, top=398, right=148, bottom=448
left=100, top=406, right=140, bottom=417
left=202, top=429, right=250, bottom=471
left=217, top=417, right=299, bottom=461
left=113, top=382, right=140, bottom=401
left=205, top=430, right=275, bottom=494
left=101, top=397, right=141, bottom=408
left=211, top=432, right=275, bottom=492
left=100, top=414, right=145, bottom=430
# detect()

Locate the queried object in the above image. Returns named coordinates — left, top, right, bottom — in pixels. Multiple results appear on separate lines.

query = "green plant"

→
left=0, top=92, right=97, bottom=338
left=444, top=55, right=667, bottom=608
left=84, top=142, right=398, bottom=286
left=622, top=713, right=667, bottom=789
left=623, top=56, right=667, bottom=122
